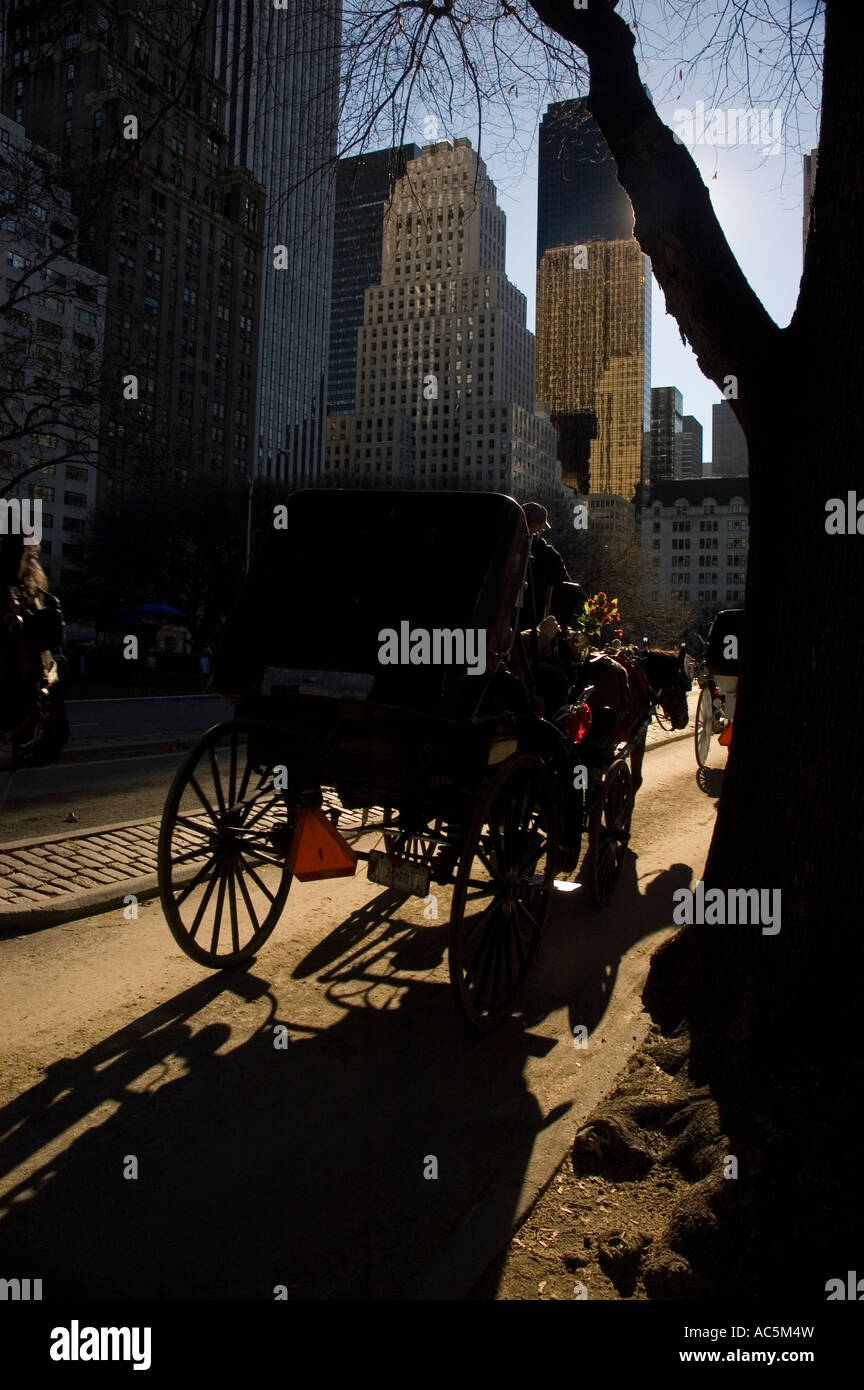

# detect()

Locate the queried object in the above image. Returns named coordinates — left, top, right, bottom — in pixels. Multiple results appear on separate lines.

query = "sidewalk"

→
left=0, top=698, right=698, bottom=935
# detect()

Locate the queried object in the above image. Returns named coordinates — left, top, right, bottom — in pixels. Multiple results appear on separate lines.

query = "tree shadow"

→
left=0, top=859, right=701, bottom=1300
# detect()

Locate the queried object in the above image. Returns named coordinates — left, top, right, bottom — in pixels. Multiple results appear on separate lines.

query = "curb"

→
left=0, top=728, right=699, bottom=937
left=60, top=738, right=197, bottom=764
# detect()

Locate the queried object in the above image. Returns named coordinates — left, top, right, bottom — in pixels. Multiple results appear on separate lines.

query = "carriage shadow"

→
left=0, top=858, right=687, bottom=1300
left=695, top=765, right=725, bottom=800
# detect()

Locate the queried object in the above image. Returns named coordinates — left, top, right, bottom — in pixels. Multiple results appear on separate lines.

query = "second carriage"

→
left=694, top=608, right=744, bottom=768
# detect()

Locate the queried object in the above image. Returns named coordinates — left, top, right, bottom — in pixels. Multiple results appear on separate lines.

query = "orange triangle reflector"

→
left=718, top=721, right=733, bottom=746
left=286, top=807, right=358, bottom=882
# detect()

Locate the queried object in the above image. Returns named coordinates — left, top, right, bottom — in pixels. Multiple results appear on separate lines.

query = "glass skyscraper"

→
left=536, top=99, right=651, bottom=501
left=649, top=386, right=684, bottom=482
left=211, top=1, right=342, bottom=483
left=537, top=99, right=635, bottom=263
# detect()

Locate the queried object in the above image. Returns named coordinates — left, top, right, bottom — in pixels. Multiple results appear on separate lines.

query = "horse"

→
left=580, top=644, right=691, bottom=791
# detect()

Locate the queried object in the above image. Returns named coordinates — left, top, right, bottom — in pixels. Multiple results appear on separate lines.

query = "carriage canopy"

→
left=214, top=490, right=530, bottom=714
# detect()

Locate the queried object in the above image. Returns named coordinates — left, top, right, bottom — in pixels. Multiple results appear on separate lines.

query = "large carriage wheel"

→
left=694, top=684, right=714, bottom=768
left=158, top=722, right=293, bottom=968
left=449, top=754, right=558, bottom=1032
left=585, top=758, right=633, bottom=908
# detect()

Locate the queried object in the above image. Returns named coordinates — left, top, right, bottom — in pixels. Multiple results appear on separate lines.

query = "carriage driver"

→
left=522, top=502, right=586, bottom=637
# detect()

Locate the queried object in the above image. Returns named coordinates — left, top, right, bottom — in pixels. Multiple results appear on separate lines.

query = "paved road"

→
left=0, top=733, right=726, bottom=1300
left=65, top=694, right=233, bottom=746
left=1, top=689, right=703, bottom=846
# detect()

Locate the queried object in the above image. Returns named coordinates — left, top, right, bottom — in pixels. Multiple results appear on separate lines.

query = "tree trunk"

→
left=528, top=0, right=864, bottom=1283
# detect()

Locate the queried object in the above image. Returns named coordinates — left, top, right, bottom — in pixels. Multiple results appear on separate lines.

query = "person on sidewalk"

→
left=0, top=533, right=68, bottom=768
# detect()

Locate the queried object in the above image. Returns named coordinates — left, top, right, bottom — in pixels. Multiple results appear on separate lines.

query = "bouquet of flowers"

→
left=579, top=591, right=624, bottom=645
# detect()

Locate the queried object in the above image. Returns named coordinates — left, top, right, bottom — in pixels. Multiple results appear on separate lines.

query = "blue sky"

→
left=482, top=111, right=816, bottom=462
left=393, top=6, right=822, bottom=464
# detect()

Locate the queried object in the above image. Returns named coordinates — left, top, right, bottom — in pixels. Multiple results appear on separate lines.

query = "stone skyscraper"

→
left=329, top=144, right=420, bottom=416
left=212, top=0, right=341, bottom=484
left=325, top=139, right=561, bottom=502
left=536, top=99, right=651, bottom=500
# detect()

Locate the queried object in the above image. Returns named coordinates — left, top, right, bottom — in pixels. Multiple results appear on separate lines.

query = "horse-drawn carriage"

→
left=694, top=608, right=743, bottom=768
left=157, top=491, right=689, bottom=1030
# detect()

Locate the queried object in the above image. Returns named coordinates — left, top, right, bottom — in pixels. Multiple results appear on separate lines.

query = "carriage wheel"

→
left=449, top=755, right=558, bottom=1032
left=158, top=722, right=293, bottom=968
left=585, top=758, right=633, bottom=908
left=694, top=684, right=714, bottom=768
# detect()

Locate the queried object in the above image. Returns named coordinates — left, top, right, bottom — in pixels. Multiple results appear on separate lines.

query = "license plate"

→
left=367, top=850, right=431, bottom=898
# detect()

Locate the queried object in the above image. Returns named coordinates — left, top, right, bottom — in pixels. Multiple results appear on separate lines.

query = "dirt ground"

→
left=475, top=1022, right=731, bottom=1300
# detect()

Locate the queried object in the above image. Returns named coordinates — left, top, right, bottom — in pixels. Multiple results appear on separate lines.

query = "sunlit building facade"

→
left=536, top=238, right=651, bottom=499
left=324, top=139, right=563, bottom=503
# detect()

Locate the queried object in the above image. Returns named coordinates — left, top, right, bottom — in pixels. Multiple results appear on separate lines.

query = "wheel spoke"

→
left=208, top=748, right=227, bottom=819
left=172, top=843, right=213, bottom=868
left=476, top=847, right=503, bottom=883
left=187, top=867, right=220, bottom=941
left=234, top=860, right=261, bottom=937
left=228, top=732, right=238, bottom=810
left=240, top=792, right=282, bottom=831
left=209, top=866, right=229, bottom=955
left=463, top=895, right=504, bottom=945
left=510, top=910, right=529, bottom=972
left=515, top=900, right=541, bottom=938
left=227, top=867, right=240, bottom=953
left=236, top=843, right=285, bottom=869
left=235, top=755, right=254, bottom=807
left=238, top=852, right=278, bottom=904
left=188, top=774, right=220, bottom=828
left=469, top=911, right=501, bottom=1007
left=174, top=852, right=219, bottom=907
left=176, top=814, right=211, bottom=839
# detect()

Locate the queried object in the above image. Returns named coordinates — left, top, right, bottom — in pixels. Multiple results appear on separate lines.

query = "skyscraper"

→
left=536, top=239, right=651, bottom=498
left=649, top=387, right=684, bottom=482
left=324, top=139, right=562, bottom=502
left=679, top=415, right=703, bottom=479
left=537, top=99, right=634, bottom=260
left=536, top=99, right=651, bottom=500
left=329, top=145, right=420, bottom=416
left=212, top=0, right=341, bottom=484
left=711, top=401, right=749, bottom=477
left=0, top=112, right=105, bottom=591
left=2, top=1, right=266, bottom=494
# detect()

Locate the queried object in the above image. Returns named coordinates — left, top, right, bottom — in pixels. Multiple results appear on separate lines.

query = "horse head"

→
left=643, top=645, right=691, bottom=730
